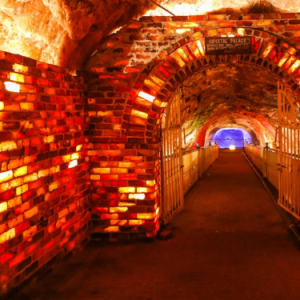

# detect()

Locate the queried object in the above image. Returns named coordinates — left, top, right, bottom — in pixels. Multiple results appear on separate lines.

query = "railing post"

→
left=263, top=144, right=268, bottom=178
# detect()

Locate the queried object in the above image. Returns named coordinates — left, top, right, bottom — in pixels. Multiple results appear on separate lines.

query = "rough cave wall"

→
left=0, top=51, right=90, bottom=293
left=1, top=0, right=300, bottom=71
left=85, top=14, right=300, bottom=237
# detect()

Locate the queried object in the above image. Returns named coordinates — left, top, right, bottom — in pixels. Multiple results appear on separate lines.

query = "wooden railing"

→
left=182, top=145, right=219, bottom=195
left=245, top=144, right=279, bottom=189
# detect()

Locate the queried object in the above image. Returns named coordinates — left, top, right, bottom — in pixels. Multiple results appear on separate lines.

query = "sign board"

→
left=205, top=36, right=253, bottom=55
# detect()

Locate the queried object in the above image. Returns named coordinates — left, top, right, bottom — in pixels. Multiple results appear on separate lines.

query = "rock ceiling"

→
left=0, top=0, right=300, bottom=70
left=179, top=64, right=279, bottom=147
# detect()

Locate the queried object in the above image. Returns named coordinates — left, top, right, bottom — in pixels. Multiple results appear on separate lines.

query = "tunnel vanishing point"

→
left=0, top=0, right=300, bottom=296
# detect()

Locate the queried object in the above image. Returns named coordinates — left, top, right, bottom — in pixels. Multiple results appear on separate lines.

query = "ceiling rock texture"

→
left=180, top=64, right=278, bottom=148
left=1, top=0, right=300, bottom=71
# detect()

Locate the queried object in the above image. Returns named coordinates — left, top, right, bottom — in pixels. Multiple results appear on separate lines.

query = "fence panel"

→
left=245, top=144, right=279, bottom=190
left=182, top=145, right=219, bottom=195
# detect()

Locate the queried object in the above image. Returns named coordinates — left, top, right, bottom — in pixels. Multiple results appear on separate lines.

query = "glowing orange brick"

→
left=171, top=52, right=185, bottom=67
left=262, top=43, right=275, bottom=58
left=129, top=220, right=145, bottom=225
left=24, top=173, right=38, bottom=183
left=104, top=226, right=119, bottom=232
left=24, top=206, right=38, bottom=219
left=110, top=207, right=128, bottom=213
left=16, top=184, right=28, bottom=196
left=20, top=103, right=34, bottom=111
left=23, top=226, right=37, bottom=240
left=101, top=214, right=118, bottom=220
left=119, top=187, right=135, bottom=193
left=0, top=141, right=17, bottom=152
left=137, top=212, right=155, bottom=219
left=8, top=196, right=22, bottom=208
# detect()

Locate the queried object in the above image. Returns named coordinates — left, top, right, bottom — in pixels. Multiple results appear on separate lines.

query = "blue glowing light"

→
left=213, top=128, right=252, bottom=149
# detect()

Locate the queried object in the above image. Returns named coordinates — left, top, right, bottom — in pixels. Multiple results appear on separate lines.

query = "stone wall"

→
left=0, top=51, right=90, bottom=293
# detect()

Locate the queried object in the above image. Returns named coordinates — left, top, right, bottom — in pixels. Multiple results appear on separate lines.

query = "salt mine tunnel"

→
left=0, top=0, right=300, bottom=299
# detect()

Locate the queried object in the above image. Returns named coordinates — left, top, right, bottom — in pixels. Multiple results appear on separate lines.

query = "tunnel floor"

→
left=11, top=151, right=300, bottom=300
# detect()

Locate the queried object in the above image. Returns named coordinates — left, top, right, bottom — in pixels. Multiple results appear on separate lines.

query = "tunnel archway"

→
left=86, top=15, right=300, bottom=236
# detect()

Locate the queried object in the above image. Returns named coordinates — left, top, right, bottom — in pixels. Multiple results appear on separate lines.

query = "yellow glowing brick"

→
left=0, top=171, right=13, bottom=183
left=44, top=135, right=55, bottom=143
left=76, top=145, right=83, bottom=151
left=0, top=228, right=15, bottom=244
left=119, top=202, right=136, bottom=207
left=0, top=102, right=3, bottom=110
left=68, top=160, right=78, bottom=169
left=129, top=220, right=145, bottom=225
left=10, top=178, right=23, bottom=188
left=0, top=141, right=17, bottom=152
left=20, top=103, right=34, bottom=111
left=119, top=187, right=135, bottom=193
left=38, top=169, right=49, bottom=178
left=94, top=168, right=110, bottom=174
left=14, top=166, right=27, bottom=177
left=110, top=207, right=128, bottom=213
left=128, top=194, right=145, bottom=200
left=16, top=184, right=28, bottom=196
left=137, top=187, right=149, bottom=193
left=137, top=212, right=155, bottom=219
left=9, top=73, right=24, bottom=83
left=24, top=173, right=38, bottom=183
left=13, top=64, right=28, bottom=73
left=0, top=202, right=7, bottom=213
left=4, top=82, right=20, bottom=93
left=138, top=91, right=155, bottom=102
left=63, top=155, right=71, bottom=163
left=146, top=180, right=156, bottom=186
left=71, top=153, right=79, bottom=160
left=24, top=206, right=38, bottom=219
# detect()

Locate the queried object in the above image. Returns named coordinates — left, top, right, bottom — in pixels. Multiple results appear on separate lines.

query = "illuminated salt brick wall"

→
left=0, top=51, right=90, bottom=293
left=86, top=13, right=300, bottom=238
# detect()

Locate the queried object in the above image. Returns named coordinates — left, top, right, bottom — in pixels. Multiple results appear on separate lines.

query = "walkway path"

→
left=11, top=151, right=300, bottom=300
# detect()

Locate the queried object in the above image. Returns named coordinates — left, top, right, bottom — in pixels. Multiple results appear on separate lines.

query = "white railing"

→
left=245, top=144, right=279, bottom=190
left=182, top=145, right=219, bottom=195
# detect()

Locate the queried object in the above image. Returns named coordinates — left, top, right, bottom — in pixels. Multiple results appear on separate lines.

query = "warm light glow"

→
left=129, top=194, right=145, bottom=200
left=0, top=171, right=13, bottom=184
left=0, top=202, right=7, bottom=213
left=0, top=141, right=17, bottom=152
left=0, top=228, right=15, bottom=244
left=138, top=91, right=155, bottom=102
left=4, top=81, right=20, bottom=93
left=229, top=145, right=236, bottom=151
left=68, top=160, right=78, bottom=169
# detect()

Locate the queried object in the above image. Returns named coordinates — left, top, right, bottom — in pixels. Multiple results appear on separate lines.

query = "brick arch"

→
left=126, top=34, right=300, bottom=142
left=88, top=15, right=300, bottom=237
